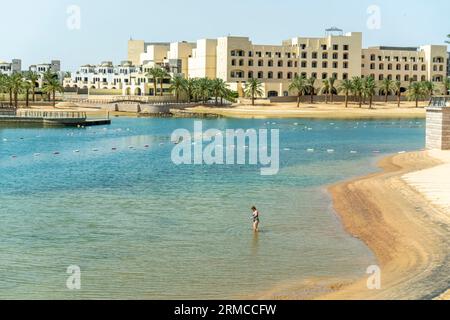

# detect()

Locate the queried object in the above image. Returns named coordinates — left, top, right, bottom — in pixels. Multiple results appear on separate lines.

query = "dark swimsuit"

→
left=253, top=211, right=260, bottom=223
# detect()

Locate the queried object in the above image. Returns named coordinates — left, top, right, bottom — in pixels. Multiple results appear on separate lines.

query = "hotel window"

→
left=322, top=73, right=328, bottom=79
left=413, top=75, right=418, bottom=81
left=332, top=73, right=338, bottom=79
left=300, top=44, right=306, bottom=50
left=379, top=63, right=384, bottom=70
left=333, top=44, right=338, bottom=51
left=385, top=56, right=391, bottom=62
left=419, top=57, right=424, bottom=63
left=405, top=64, right=410, bottom=71
left=343, top=73, right=348, bottom=80
left=322, top=61, right=328, bottom=68
left=248, top=59, right=254, bottom=67
left=343, top=62, right=348, bottom=69
left=378, top=56, right=382, bottom=61
left=268, top=60, right=274, bottom=67
left=396, top=64, right=401, bottom=70
left=268, top=71, right=273, bottom=79
left=321, top=45, right=327, bottom=50
left=278, top=60, right=283, bottom=67
left=379, top=74, right=384, bottom=81
left=258, top=60, right=264, bottom=67
left=301, top=72, right=307, bottom=78
left=343, top=45, right=349, bottom=51
left=370, top=63, right=375, bottom=70
left=402, top=57, right=407, bottom=62
left=256, top=52, right=262, bottom=58
left=433, top=65, right=438, bottom=71
left=332, top=53, right=338, bottom=60
left=286, top=53, right=292, bottom=58
left=421, top=65, right=426, bottom=71
left=231, top=50, right=236, bottom=57
left=322, top=52, right=328, bottom=59
left=295, top=61, right=298, bottom=68
left=248, top=51, right=253, bottom=57
left=413, top=64, right=418, bottom=71
left=287, top=61, right=293, bottom=67
left=312, top=52, right=318, bottom=59
left=257, top=71, right=263, bottom=79
left=394, top=56, right=399, bottom=62
left=387, top=75, right=392, bottom=80
left=440, top=65, right=444, bottom=71
left=388, top=64, right=392, bottom=70
left=301, top=52, right=307, bottom=59
left=231, top=59, right=236, bottom=66
left=287, top=72, right=293, bottom=79
left=278, top=72, right=283, bottom=79
left=312, top=72, right=317, bottom=79
left=370, top=54, right=376, bottom=61
left=332, top=62, right=338, bottom=69
left=421, top=75, right=426, bottom=81
left=248, top=71, right=254, bottom=78
left=396, top=75, right=401, bottom=81
left=411, top=57, right=416, bottom=62
left=239, top=59, right=244, bottom=66
left=301, top=61, right=307, bottom=68
left=266, top=52, right=272, bottom=58
left=312, top=61, right=317, bottom=68
left=404, top=75, right=409, bottom=81
left=343, top=53, right=349, bottom=60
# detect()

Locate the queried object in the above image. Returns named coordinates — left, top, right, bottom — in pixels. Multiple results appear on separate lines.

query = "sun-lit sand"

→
left=180, top=101, right=427, bottom=119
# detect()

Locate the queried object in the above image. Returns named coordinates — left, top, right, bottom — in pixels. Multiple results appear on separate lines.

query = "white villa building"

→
left=0, top=59, right=22, bottom=76
left=64, top=29, right=449, bottom=98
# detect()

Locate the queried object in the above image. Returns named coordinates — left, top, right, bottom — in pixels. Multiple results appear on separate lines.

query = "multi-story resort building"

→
left=64, top=30, right=449, bottom=98
left=0, top=59, right=22, bottom=76
left=0, top=59, right=63, bottom=88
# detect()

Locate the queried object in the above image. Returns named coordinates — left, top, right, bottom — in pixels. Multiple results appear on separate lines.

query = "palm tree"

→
left=145, top=67, right=161, bottom=96
left=328, top=77, right=337, bottom=103
left=244, top=78, right=264, bottom=106
left=363, top=77, right=377, bottom=109
left=194, top=78, right=212, bottom=104
left=10, top=73, right=25, bottom=108
left=380, top=78, right=394, bottom=103
left=446, top=34, right=450, bottom=44
left=185, top=78, right=196, bottom=103
left=407, top=82, right=425, bottom=108
left=22, top=81, right=32, bottom=107
left=306, top=77, right=316, bottom=104
left=443, top=77, right=450, bottom=96
left=351, top=77, right=364, bottom=108
left=422, top=81, right=435, bottom=102
left=321, top=79, right=330, bottom=104
left=1, top=74, right=14, bottom=106
left=211, top=78, right=228, bottom=106
left=169, top=75, right=187, bottom=103
left=42, top=71, right=59, bottom=101
left=158, top=69, right=170, bottom=96
left=393, top=80, right=402, bottom=108
left=26, top=71, right=39, bottom=102
left=42, top=77, right=63, bottom=107
left=0, top=74, right=7, bottom=103
left=338, top=79, right=354, bottom=108
left=289, top=75, right=308, bottom=107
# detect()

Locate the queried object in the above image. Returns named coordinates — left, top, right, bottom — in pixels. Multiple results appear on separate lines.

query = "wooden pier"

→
left=0, top=109, right=111, bottom=127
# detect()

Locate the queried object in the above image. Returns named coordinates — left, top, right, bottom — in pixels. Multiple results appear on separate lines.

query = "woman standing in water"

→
left=251, top=206, right=260, bottom=232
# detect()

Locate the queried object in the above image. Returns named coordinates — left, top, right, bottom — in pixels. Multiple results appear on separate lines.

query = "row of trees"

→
left=244, top=76, right=450, bottom=108
left=145, top=67, right=238, bottom=105
left=0, top=71, right=63, bottom=107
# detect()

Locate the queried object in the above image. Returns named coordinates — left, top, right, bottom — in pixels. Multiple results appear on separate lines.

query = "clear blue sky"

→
left=1, top=0, right=449, bottom=71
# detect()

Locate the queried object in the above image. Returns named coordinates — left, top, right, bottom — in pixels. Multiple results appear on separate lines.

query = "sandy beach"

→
left=321, top=150, right=450, bottom=299
left=179, top=102, right=427, bottom=119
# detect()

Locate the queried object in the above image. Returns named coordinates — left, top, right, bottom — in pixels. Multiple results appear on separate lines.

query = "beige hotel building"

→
left=66, top=30, right=449, bottom=97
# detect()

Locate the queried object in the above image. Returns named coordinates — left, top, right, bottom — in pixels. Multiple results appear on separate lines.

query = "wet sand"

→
left=320, top=151, right=450, bottom=299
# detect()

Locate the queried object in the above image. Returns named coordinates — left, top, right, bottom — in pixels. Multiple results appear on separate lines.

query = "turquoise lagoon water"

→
left=0, top=118, right=425, bottom=299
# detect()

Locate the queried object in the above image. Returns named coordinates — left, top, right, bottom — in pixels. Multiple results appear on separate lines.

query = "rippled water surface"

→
left=0, top=117, right=425, bottom=299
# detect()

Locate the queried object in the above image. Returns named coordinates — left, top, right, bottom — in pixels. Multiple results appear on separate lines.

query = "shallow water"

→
left=0, top=117, right=425, bottom=299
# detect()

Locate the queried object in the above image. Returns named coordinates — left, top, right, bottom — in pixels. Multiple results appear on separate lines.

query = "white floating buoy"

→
left=2, top=139, right=7, bottom=142
left=294, top=123, right=299, bottom=126
left=327, top=149, right=335, bottom=153
left=350, top=151, right=358, bottom=154
left=373, top=150, right=380, bottom=154
left=307, top=148, right=315, bottom=152
left=398, top=151, right=406, bottom=154
left=284, top=148, right=291, bottom=151
left=74, top=150, right=80, bottom=153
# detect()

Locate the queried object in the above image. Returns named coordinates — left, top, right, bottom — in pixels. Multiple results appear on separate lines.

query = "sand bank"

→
left=321, top=151, right=450, bottom=299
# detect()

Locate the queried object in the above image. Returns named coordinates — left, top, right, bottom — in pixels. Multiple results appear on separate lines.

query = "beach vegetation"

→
left=338, top=79, right=354, bottom=108
left=244, top=78, right=264, bottom=106
left=289, top=75, right=308, bottom=107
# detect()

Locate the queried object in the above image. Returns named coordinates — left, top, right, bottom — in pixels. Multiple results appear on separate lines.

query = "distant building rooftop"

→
left=369, top=46, right=419, bottom=52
